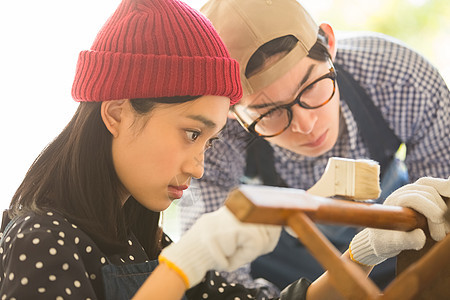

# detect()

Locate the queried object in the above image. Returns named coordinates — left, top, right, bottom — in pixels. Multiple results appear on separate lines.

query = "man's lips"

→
left=300, top=130, right=328, bottom=148
left=167, top=185, right=189, bottom=199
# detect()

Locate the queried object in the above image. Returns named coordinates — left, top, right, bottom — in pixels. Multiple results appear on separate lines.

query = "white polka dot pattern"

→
left=0, top=211, right=148, bottom=298
left=0, top=210, right=287, bottom=299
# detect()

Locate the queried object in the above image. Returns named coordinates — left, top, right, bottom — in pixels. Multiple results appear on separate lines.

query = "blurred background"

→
left=0, top=0, right=448, bottom=236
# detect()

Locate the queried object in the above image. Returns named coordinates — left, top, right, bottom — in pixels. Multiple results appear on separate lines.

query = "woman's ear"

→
left=319, top=23, right=337, bottom=60
left=101, top=99, right=128, bottom=137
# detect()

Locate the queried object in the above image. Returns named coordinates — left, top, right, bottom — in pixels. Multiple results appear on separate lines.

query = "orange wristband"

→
left=158, top=256, right=190, bottom=288
left=348, top=242, right=372, bottom=267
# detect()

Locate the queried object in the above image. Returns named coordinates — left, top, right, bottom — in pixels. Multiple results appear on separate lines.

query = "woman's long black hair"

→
left=9, top=96, right=196, bottom=258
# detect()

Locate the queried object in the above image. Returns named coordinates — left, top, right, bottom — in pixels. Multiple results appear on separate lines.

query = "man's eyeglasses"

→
left=232, top=60, right=337, bottom=138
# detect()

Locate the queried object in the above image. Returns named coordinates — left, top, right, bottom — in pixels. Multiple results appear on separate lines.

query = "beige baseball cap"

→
left=201, top=0, right=318, bottom=96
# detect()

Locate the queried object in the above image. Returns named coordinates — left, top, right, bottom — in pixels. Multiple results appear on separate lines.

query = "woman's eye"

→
left=186, top=130, right=200, bottom=142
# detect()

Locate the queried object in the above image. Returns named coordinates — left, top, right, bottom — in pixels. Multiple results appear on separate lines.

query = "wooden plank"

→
left=224, top=185, right=449, bottom=300
left=226, top=185, right=426, bottom=231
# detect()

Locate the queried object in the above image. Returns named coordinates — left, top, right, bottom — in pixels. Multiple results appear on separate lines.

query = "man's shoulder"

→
left=335, top=31, right=435, bottom=67
left=334, top=31, right=439, bottom=89
left=336, top=31, right=410, bottom=49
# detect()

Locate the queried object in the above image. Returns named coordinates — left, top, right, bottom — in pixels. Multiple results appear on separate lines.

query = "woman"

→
left=0, top=0, right=281, bottom=299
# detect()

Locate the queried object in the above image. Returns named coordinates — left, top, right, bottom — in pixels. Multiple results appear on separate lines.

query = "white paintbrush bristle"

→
left=325, top=157, right=381, bottom=200
left=353, top=159, right=381, bottom=200
left=332, top=158, right=380, bottom=200
left=308, top=157, right=381, bottom=200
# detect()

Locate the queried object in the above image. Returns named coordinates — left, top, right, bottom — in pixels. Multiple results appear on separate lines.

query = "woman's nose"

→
left=182, top=151, right=205, bottom=179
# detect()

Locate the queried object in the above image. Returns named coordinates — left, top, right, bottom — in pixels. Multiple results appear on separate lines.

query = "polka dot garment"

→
left=0, top=210, right=309, bottom=299
left=0, top=210, right=125, bottom=299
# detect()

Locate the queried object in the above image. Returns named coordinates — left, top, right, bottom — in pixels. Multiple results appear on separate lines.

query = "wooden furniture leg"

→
left=383, top=233, right=450, bottom=300
left=287, top=212, right=381, bottom=300
left=392, top=197, right=450, bottom=300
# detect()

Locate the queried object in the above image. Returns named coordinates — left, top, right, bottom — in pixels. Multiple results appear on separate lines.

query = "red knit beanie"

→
left=71, top=0, right=242, bottom=104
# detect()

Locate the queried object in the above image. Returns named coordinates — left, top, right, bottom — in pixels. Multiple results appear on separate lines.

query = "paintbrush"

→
left=307, top=157, right=381, bottom=200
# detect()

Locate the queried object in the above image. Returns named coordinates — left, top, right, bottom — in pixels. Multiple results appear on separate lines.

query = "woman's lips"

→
left=167, top=185, right=188, bottom=199
left=301, top=130, right=328, bottom=148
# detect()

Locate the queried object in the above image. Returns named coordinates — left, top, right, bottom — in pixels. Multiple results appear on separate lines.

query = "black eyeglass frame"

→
left=232, top=63, right=337, bottom=138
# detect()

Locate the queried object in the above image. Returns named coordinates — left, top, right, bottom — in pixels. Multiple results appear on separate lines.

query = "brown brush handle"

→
left=308, top=198, right=428, bottom=231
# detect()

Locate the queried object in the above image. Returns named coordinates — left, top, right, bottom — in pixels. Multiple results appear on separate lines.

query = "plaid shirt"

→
left=179, top=32, right=450, bottom=232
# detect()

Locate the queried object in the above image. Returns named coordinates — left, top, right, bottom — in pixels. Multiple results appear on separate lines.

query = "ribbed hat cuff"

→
left=71, top=50, right=242, bottom=104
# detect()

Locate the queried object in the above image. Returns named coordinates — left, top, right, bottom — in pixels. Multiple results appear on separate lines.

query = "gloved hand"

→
left=159, top=206, right=281, bottom=288
left=349, top=176, right=450, bottom=266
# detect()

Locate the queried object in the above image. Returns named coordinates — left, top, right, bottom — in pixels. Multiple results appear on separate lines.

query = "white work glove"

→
left=159, top=207, right=281, bottom=288
left=350, top=176, right=450, bottom=266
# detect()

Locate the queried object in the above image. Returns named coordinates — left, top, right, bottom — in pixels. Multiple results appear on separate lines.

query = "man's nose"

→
left=289, top=105, right=318, bottom=134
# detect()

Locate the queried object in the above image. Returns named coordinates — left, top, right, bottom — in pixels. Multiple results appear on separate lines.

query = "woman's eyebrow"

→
left=186, top=115, right=217, bottom=129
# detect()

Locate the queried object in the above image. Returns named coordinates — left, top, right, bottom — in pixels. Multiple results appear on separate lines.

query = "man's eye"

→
left=264, top=108, right=284, bottom=119
left=205, top=137, right=219, bottom=150
left=301, top=81, right=318, bottom=94
left=186, top=130, right=200, bottom=141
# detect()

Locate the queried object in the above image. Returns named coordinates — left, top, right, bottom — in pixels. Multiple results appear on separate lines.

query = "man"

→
left=180, top=0, right=450, bottom=292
